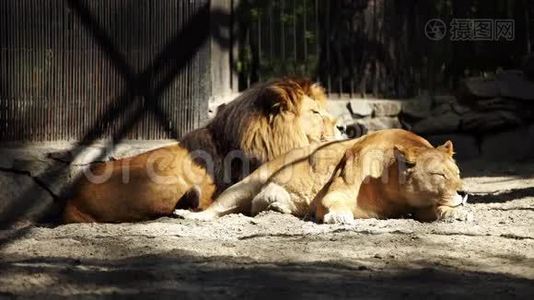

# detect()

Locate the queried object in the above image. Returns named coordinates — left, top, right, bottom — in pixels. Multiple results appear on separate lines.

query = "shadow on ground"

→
left=1, top=254, right=533, bottom=298
left=468, top=186, right=534, bottom=204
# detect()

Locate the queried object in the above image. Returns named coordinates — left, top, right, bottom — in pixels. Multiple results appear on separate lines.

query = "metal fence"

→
left=0, top=0, right=211, bottom=141
left=234, top=0, right=321, bottom=89
left=236, top=0, right=533, bottom=98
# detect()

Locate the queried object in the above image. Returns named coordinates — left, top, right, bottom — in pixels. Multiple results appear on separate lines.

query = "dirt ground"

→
left=0, top=160, right=533, bottom=299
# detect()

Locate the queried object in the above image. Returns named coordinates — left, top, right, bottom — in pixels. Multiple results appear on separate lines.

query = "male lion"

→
left=63, top=78, right=340, bottom=223
left=174, top=129, right=471, bottom=224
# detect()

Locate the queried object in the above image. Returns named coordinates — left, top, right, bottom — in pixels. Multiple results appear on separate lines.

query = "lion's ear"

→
left=311, top=82, right=323, bottom=91
left=270, top=101, right=282, bottom=113
left=394, top=145, right=416, bottom=167
left=437, top=140, right=454, bottom=157
left=259, top=86, right=291, bottom=114
left=310, top=83, right=327, bottom=102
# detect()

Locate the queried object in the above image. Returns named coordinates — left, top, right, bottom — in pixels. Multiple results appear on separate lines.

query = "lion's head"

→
left=394, top=140, right=464, bottom=208
left=208, top=78, right=340, bottom=163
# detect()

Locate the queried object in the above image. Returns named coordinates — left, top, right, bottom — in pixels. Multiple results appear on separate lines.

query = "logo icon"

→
left=425, top=19, right=447, bottom=41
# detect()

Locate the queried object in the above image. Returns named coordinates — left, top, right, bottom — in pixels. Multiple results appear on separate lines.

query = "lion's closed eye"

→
left=430, top=172, right=446, bottom=179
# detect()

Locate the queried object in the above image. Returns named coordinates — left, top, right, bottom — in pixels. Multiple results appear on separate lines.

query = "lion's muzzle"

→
left=448, top=191, right=469, bottom=207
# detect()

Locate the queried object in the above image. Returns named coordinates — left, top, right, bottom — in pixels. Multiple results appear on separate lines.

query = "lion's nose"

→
left=334, top=125, right=348, bottom=139
left=457, top=190, right=469, bottom=205
left=336, top=124, right=347, bottom=134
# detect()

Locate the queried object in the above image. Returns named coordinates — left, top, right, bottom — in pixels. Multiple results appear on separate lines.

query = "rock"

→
left=451, top=103, right=471, bottom=115
left=459, top=71, right=534, bottom=102
left=347, top=99, right=403, bottom=118
left=459, top=77, right=499, bottom=100
left=461, top=111, right=523, bottom=132
left=326, top=100, right=353, bottom=124
left=412, top=112, right=461, bottom=134
left=371, top=100, right=402, bottom=117
left=480, top=125, right=534, bottom=161
left=474, top=97, right=521, bottom=112
left=401, top=96, right=432, bottom=120
left=496, top=71, right=534, bottom=101
left=432, top=103, right=455, bottom=115
left=0, top=170, right=56, bottom=225
left=424, top=134, right=480, bottom=161
left=357, top=117, right=401, bottom=131
left=348, top=100, right=373, bottom=117
left=434, top=95, right=458, bottom=104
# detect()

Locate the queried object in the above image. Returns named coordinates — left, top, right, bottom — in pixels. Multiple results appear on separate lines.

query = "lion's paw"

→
left=438, top=206, right=475, bottom=223
left=323, top=211, right=355, bottom=225
left=251, top=182, right=294, bottom=216
left=266, top=201, right=294, bottom=214
left=172, top=209, right=216, bottom=221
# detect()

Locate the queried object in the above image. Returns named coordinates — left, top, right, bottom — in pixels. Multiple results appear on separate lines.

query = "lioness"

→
left=63, top=78, right=340, bottom=223
left=174, top=129, right=471, bottom=224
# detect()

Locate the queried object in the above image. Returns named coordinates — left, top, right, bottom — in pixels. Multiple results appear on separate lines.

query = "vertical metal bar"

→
left=168, top=0, right=174, bottom=136
left=33, top=0, right=37, bottom=140
left=0, top=1, right=5, bottom=139
left=526, top=0, right=532, bottom=54
left=178, top=1, right=184, bottom=136
left=28, top=0, right=32, bottom=140
left=246, top=27, right=250, bottom=87
left=185, top=1, right=191, bottom=134
left=351, top=17, right=355, bottom=98
left=114, top=0, right=121, bottom=140
left=257, top=6, right=262, bottom=82
left=44, top=0, right=49, bottom=140
left=58, top=0, right=64, bottom=140
left=315, top=0, right=319, bottom=82
left=65, top=0, right=71, bottom=140
left=74, top=0, right=80, bottom=140
left=303, top=0, right=307, bottom=72
left=372, top=0, right=378, bottom=98
left=292, top=0, right=297, bottom=67
left=21, top=0, right=26, bottom=139
left=51, top=0, right=57, bottom=140
left=168, top=0, right=174, bottom=138
left=269, top=2, right=273, bottom=60
left=75, top=0, right=81, bottom=141
left=10, top=0, right=13, bottom=137
left=145, top=0, right=151, bottom=139
left=64, top=0, right=69, bottom=140
left=186, top=0, right=191, bottom=132
left=281, top=0, right=285, bottom=61
left=339, top=76, right=342, bottom=98
left=16, top=32, right=20, bottom=139
left=326, top=0, right=331, bottom=94
left=2, top=1, right=7, bottom=138
left=98, top=0, right=105, bottom=141
left=17, top=0, right=22, bottom=139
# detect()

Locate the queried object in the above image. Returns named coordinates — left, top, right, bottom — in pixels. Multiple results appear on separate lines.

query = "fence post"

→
left=210, top=0, right=234, bottom=99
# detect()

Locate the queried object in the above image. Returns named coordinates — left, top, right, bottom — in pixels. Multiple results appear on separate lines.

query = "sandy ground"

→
left=0, top=160, right=533, bottom=299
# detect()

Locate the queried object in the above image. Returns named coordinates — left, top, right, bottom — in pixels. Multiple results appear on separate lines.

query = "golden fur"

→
left=175, top=129, right=471, bottom=224
left=63, top=78, right=339, bottom=223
